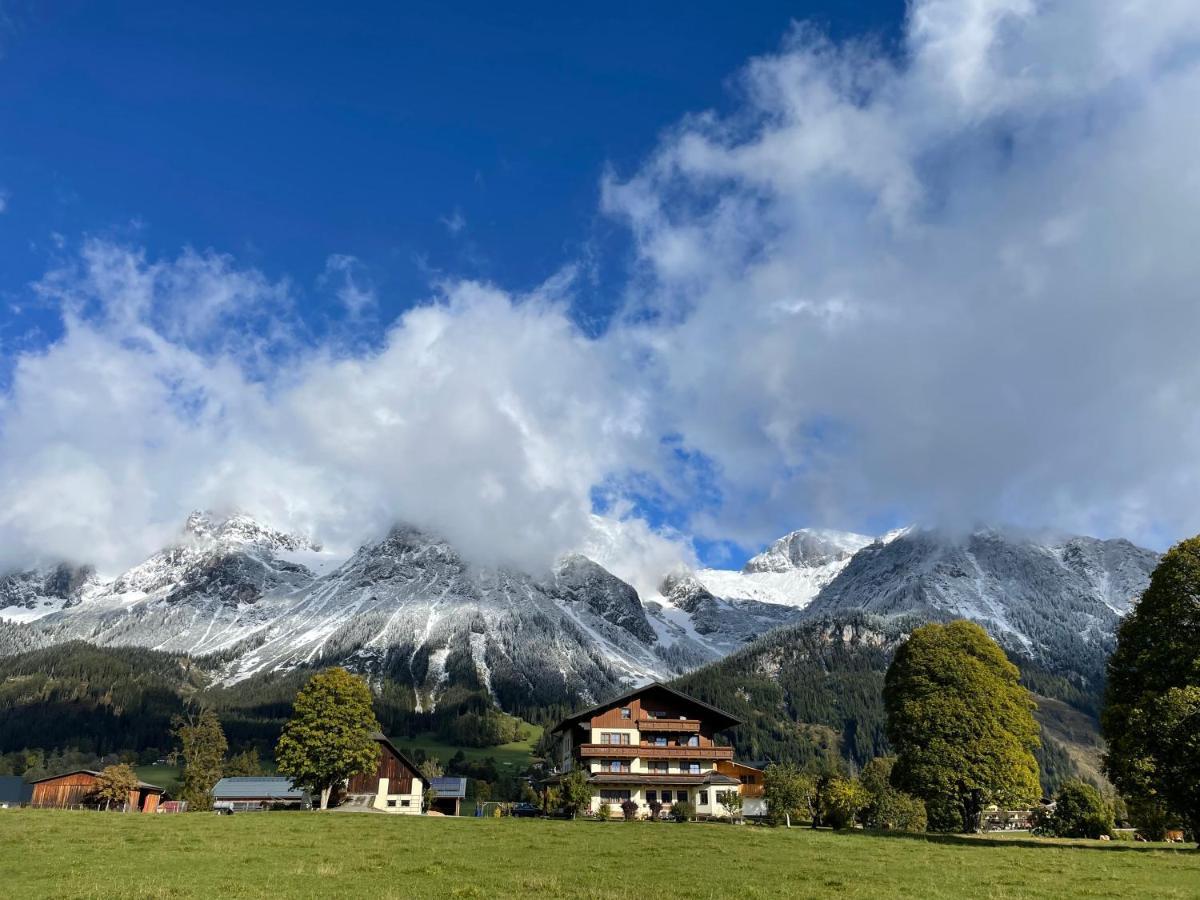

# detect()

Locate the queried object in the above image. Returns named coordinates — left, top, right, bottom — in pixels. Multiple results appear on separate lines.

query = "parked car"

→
left=510, top=803, right=540, bottom=818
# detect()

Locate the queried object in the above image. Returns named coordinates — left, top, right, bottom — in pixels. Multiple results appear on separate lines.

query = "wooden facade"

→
left=342, top=733, right=423, bottom=815
left=551, top=682, right=749, bottom=819
left=29, top=770, right=165, bottom=813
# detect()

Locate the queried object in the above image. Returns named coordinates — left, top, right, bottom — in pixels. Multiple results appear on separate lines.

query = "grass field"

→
left=0, top=810, right=1195, bottom=899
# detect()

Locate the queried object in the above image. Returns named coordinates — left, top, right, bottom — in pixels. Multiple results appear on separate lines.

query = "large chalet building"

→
left=551, top=682, right=762, bottom=818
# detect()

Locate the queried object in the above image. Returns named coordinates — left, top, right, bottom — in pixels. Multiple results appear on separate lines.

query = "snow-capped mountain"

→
left=7, top=513, right=709, bottom=710
left=0, top=513, right=1161, bottom=717
left=797, top=526, right=1159, bottom=678
left=694, top=528, right=874, bottom=608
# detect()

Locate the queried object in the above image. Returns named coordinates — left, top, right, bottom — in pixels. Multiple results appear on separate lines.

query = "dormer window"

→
left=620, top=707, right=631, bottom=719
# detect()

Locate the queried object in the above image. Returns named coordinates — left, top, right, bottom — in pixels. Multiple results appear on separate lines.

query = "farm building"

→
left=342, top=733, right=424, bottom=814
left=0, top=775, right=33, bottom=808
left=212, top=776, right=310, bottom=811
left=427, top=776, right=467, bottom=816
left=28, top=770, right=165, bottom=812
left=714, top=760, right=767, bottom=818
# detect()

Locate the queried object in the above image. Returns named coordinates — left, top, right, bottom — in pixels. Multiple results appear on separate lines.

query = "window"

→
left=661, top=791, right=673, bottom=804
left=688, top=763, right=700, bottom=775
left=608, top=760, right=630, bottom=773
left=401, top=799, right=411, bottom=807
left=653, top=736, right=667, bottom=747
left=687, top=735, right=699, bottom=747
left=601, top=732, right=629, bottom=745
left=699, top=791, right=708, bottom=806
left=387, top=799, right=397, bottom=807
left=620, top=707, right=631, bottom=719
left=651, top=762, right=669, bottom=774
left=600, top=789, right=631, bottom=802
left=646, top=791, right=657, bottom=804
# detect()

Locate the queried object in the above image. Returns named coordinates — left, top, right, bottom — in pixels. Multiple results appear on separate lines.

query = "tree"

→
left=884, top=620, right=1041, bottom=833
left=92, top=764, right=140, bottom=812
left=716, top=789, right=743, bottom=822
left=671, top=800, right=696, bottom=822
left=224, top=748, right=263, bottom=777
left=1047, top=781, right=1114, bottom=839
left=860, top=756, right=926, bottom=832
left=821, top=776, right=871, bottom=830
left=418, top=758, right=444, bottom=782
left=541, top=785, right=562, bottom=816
left=275, top=667, right=381, bottom=810
left=172, top=707, right=227, bottom=812
left=1103, top=537, right=1200, bottom=848
left=560, top=769, right=592, bottom=819
left=763, top=762, right=816, bottom=827
left=422, top=785, right=439, bottom=813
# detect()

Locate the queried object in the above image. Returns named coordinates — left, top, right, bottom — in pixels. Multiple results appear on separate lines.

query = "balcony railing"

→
left=578, top=744, right=733, bottom=760
left=638, top=718, right=700, bottom=733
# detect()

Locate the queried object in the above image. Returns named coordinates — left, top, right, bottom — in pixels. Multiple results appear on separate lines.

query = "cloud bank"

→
left=2, top=0, right=1200, bottom=583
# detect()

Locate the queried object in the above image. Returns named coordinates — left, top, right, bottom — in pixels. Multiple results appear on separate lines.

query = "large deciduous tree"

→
left=560, top=769, right=592, bottom=820
left=173, top=706, right=228, bottom=811
left=884, top=620, right=1041, bottom=833
left=275, top=667, right=381, bottom=810
left=1103, top=537, right=1200, bottom=847
left=92, top=764, right=140, bottom=812
left=762, top=762, right=816, bottom=827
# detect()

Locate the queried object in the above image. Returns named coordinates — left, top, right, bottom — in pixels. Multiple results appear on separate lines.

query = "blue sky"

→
left=0, top=1, right=902, bottom=347
left=0, top=1, right=1198, bottom=583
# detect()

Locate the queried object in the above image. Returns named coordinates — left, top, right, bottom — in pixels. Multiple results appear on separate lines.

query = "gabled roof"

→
left=212, top=777, right=306, bottom=800
left=372, top=733, right=424, bottom=777
left=27, top=769, right=165, bottom=792
left=551, top=681, right=742, bottom=733
left=428, top=776, right=467, bottom=799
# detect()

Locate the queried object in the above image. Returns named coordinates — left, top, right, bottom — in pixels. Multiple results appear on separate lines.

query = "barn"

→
left=342, top=733, right=424, bottom=814
left=28, top=770, right=165, bottom=813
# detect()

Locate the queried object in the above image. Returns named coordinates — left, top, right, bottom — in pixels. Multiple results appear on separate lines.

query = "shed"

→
left=28, top=770, right=165, bottom=813
left=0, top=775, right=33, bottom=808
left=212, top=776, right=309, bottom=811
left=428, top=776, right=467, bottom=816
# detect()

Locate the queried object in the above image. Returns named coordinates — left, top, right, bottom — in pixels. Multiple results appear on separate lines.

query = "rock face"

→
left=694, top=528, right=873, bottom=609
left=0, top=563, right=99, bottom=621
left=798, top=527, right=1159, bottom=679
left=4, top=514, right=687, bottom=711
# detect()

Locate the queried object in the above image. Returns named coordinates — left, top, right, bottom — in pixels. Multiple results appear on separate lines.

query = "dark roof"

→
left=212, top=777, right=306, bottom=801
left=0, top=775, right=33, bottom=805
left=428, top=776, right=467, bottom=799
left=551, top=682, right=742, bottom=733
left=27, top=769, right=165, bottom=792
left=373, top=733, right=424, bottom=777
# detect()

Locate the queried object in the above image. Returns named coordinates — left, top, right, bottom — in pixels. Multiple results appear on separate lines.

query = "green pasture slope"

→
left=396, top=720, right=543, bottom=774
left=0, top=811, right=1196, bottom=899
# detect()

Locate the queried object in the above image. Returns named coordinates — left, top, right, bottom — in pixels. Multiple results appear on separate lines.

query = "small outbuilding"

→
left=343, top=733, right=424, bottom=814
left=428, top=776, right=467, bottom=816
left=0, top=775, right=33, bottom=808
left=28, top=770, right=165, bottom=813
left=212, top=776, right=310, bottom=811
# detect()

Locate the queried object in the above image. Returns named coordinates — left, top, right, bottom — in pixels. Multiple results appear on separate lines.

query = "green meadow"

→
left=1, top=809, right=1196, bottom=899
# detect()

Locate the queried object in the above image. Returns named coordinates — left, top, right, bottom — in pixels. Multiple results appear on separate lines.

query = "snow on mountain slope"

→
left=0, top=563, right=102, bottom=623
left=695, top=528, right=873, bottom=608
left=17, top=514, right=696, bottom=709
left=799, top=526, right=1159, bottom=677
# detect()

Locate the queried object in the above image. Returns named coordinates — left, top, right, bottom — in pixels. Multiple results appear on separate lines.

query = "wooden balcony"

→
left=578, top=744, right=733, bottom=761
left=638, top=718, right=700, bottom=733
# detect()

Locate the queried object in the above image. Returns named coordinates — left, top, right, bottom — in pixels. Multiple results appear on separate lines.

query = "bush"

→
left=1048, top=782, right=1114, bottom=839
left=596, top=803, right=612, bottom=821
left=621, top=800, right=639, bottom=821
left=671, top=801, right=696, bottom=822
left=648, top=801, right=663, bottom=820
left=822, top=777, right=871, bottom=830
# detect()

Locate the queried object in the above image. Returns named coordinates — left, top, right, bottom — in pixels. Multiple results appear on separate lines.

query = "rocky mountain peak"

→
left=742, top=528, right=874, bottom=574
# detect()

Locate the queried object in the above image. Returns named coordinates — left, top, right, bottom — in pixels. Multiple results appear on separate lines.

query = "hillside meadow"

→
left=1, top=810, right=1196, bottom=899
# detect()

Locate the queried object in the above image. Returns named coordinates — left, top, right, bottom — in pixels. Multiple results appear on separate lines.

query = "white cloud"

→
left=605, top=0, right=1200, bottom=550
left=440, top=208, right=467, bottom=235
left=2, top=0, right=1199, bottom=586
